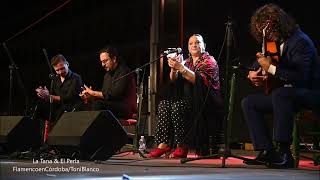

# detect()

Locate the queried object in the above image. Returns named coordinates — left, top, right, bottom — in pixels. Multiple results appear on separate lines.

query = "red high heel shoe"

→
left=172, top=146, right=188, bottom=158
left=148, top=146, right=171, bottom=158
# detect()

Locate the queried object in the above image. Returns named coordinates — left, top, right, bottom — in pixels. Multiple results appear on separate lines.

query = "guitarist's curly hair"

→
left=250, top=3, right=299, bottom=43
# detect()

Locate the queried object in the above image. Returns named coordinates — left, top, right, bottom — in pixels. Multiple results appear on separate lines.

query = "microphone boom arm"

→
left=113, top=54, right=166, bottom=83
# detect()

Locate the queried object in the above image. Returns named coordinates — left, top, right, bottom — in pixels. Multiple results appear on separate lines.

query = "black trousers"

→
left=89, top=99, right=133, bottom=119
left=241, top=87, right=320, bottom=150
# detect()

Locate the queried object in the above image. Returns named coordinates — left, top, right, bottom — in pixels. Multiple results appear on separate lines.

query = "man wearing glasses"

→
left=80, top=46, right=136, bottom=119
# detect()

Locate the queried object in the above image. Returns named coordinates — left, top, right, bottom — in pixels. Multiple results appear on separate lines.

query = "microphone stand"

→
left=42, top=48, right=56, bottom=143
left=8, top=64, right=15, bottom=116
left=115, top=53, right=171, bottom=158
left=3, top=42, right=29, bottom=116
left=135, top=68, right=143, bottom=148
left=114, top=48, right=182, bottom=83
left=113, top=54, right=167, bottom=83
left=180, top=18, right=266, bottom=167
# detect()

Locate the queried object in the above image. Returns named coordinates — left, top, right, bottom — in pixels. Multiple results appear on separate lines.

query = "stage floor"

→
left=0, top=150, right=319, bottom=180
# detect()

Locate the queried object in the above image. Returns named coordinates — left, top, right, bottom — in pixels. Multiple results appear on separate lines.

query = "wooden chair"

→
left=119, top=113, right=138, bottom=148
left=292, top=110, right=320, bottom=168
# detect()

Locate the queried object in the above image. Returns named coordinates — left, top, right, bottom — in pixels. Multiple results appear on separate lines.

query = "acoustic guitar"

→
left=262, top=41, right=284, bottom=95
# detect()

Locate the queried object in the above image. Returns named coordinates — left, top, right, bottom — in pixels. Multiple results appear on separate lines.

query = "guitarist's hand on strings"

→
left=247, top=67, right=267, bottom=87
left=256, top=52, right=272, bottom=72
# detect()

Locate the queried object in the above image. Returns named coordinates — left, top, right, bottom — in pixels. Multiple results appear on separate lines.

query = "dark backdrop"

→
left=1, top=0, right=319, bottom=142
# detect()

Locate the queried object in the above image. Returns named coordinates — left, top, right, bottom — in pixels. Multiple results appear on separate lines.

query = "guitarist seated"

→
left=241, top=3, right=320, bottom=168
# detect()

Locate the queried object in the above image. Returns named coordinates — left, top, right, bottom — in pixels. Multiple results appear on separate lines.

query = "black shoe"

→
left=267, top=152, right=294, bottom=169
left=243, top=150, right=266, bottom=165
left=244, top=149, right=281, bottom=165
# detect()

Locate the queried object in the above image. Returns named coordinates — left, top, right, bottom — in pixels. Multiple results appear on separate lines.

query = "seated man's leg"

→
left=91, top=100, right=131, bottom=119
left=273, top=87, right=320, bottom=145
left=272, top=87, right=296, bottom=147
left=271, top=87, right=300, bottom=168
left=91, top=99, right=107, bottom=111
left=241, top=93, right=285, bottom=165
left=241, top=93, right=273, bottom=150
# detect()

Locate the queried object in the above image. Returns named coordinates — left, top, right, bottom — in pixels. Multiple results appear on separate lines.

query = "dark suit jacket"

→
left=252, top=29, right=320, bottom=90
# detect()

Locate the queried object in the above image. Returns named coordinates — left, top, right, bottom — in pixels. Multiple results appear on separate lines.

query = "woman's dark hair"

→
left=99, top=46, right=119, bottom=60
left=250, top=3, right=299, bottom=43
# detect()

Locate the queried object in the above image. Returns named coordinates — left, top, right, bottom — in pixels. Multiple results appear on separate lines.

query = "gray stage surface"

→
left=1, top=151, right=319, bottom=180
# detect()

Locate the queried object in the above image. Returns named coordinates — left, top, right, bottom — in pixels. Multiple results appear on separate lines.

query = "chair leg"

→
left=292, top=112, right=301, bottom=168
left=133, top=123, right=138, bottom=149
left=314, top=155, right=320, bottom=166
left=312, top=136, right=320, bottom=166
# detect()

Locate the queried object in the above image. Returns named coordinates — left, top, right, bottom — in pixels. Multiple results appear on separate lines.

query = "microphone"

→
left=163, top=48, right=182, bottom=54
